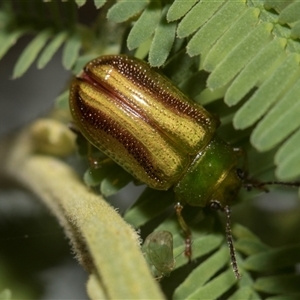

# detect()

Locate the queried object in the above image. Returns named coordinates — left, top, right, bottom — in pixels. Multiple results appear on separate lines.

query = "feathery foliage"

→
left=1, top=0, right=300, bottom=180
left=1, top=0, right=300, bottom=299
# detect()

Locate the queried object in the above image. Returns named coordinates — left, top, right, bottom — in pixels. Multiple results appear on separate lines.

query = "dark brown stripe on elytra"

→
left=90, top=55, right=213, bottom=126
left=80, top=73, right=151, bottom=127
left=74, top=89, right=164, bottom=184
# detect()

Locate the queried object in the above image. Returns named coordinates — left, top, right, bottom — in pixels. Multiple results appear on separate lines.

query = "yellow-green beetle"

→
left=69, top=54, right=300, bottom=279
left=69, top=55, right=242, bottom=204
left=69, top=54, right=244, bottom=278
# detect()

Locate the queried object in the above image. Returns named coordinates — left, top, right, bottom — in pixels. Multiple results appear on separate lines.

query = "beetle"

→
left=69, top=54, right=300, bottom=279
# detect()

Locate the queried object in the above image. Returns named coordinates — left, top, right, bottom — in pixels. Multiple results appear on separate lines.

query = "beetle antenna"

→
left=244, top=179, right=300, bottom=192
left=237, top=169, right=300, bottom=192
left=210, top=201, right=241, bottom=279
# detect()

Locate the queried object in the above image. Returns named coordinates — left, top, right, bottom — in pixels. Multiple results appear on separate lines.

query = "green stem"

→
left=0, top=125, right=165, bottom=299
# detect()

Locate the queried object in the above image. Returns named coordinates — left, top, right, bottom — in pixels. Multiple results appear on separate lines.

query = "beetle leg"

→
left=174, top=202, right=192, bottom=262
left=210, top=200, right=241, bottom=279
left=87, top=141, right=114, bottom=170
left=223, top=205, right=241, bottom=279
left=86, top=142, right=101, bottom=168
left=69, top=122, right=102, bottom=168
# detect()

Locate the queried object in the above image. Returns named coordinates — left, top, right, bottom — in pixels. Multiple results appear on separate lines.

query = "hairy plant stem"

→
left=0, top=123, right=164, bottom=299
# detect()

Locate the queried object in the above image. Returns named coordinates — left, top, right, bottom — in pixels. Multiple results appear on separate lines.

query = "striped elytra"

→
left=70, top=55, right=223, bottom=191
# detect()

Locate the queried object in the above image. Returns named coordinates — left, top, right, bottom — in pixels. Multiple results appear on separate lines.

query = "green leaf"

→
left=225, top=38, right=287, bottom=106
left=207, top=22, right=273, bottom=91
left=37, top=31, right=68, bottom=69
left=134, top=37, right=152, bottom=59
left=84, top=167, right=107, bottom=187
left=72, top=53, right=98, bottom=75
left=55, top=90, right=69, bottom=110
left=93, top=0, right=107, bottom=9
left=235, top=239, right=269, bottom=256
left=100, top=164, right=133, bottom=197
left=0, top=29, right=25, bottom=60
left=233, top=53, right=300, bottom=130
left=232, top=224, right=261, bottom=241
left=291, top=21, right=300, bottom=39
left=83, top=159, right=133, bottom=197
left=266, top=295, right=300, bottom=300
left=279, top=3, right=300, bottom=24
left=254, top=274, right=300, bottom=295
left=123, top=188, right=174, bottom=227
left=167, top=0, right=198, bottom=22
left=163, top=50, right=200, bottom=86
left=243, top=244, right=300, bottom=272
left=187, top=0, right=247, bottom=57
left=107, top=0, right=149, bottom=23
left=247, top=148, right=278, bottom=177
left=204, top=7, right=261, bottom=72
left=228, top=286, right=256, bottom=300
left=174, top=234, right=223, bottom=269
left=232, top=224, right=259, bottom=241
left=0, top=289, right=11, bottom=300
left=191, top=269, right=238, bottom=299
left=177, top=0, right=224, bottom=39
left=176, top=267, right=237, bottom=300
left=179, top=70, right=208, bottom=99
left=75, top=0, right=86, bottom=7
left=275, top=129, right=300, bottom=180
left=62, top=32, right=81, bottom=70
left=173, top=247, right=231, bottom=299
left=12, top=29, right=52, bottom=78
left=251, top=77, right=300, bottom=151
left=263, top=0, right=280, bottom=10
left=148, top=5, right=176, bottom=67
left=127, top=1, right=161, bottom=50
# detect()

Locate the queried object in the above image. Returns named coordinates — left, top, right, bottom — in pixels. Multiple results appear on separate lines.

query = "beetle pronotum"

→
left=69, top=54, right=300, bottom=279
